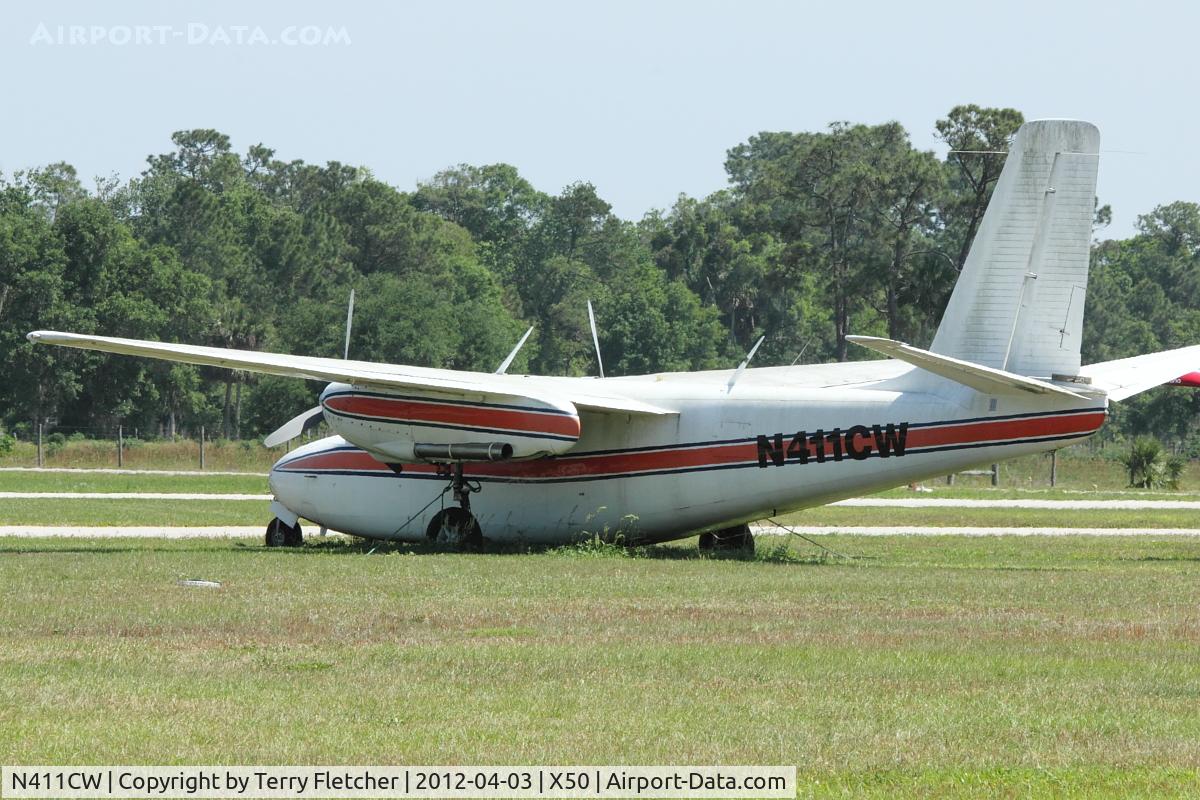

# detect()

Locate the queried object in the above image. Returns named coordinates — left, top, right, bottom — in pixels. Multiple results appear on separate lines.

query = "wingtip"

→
left=27, top=330, right=79, bottom=345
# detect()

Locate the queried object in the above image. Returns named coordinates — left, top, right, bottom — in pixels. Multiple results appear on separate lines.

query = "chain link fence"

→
left=0, top=423, right=328, bottom=472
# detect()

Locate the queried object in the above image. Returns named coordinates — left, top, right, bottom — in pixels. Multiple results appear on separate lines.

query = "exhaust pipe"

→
left=413, top=442, right=514, bottom=462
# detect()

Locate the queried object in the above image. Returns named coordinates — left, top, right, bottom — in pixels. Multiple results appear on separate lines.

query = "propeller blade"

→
left=263, top=405, right=325, bottom=448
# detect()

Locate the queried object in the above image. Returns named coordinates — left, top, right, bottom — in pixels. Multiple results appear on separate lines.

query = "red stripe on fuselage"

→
left=905, top=411, right=1105, bottom=450
left=323, top=394, right=581, bottom=439
left=477, top=441, right=754, bottom=479
left=277, top=411, right=1105, bottom=479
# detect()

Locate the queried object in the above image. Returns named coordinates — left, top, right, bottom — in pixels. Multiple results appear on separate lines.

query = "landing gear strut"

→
left=699, top=524, right=754, bottom=554
left=265, top=517, right=303, bottom=547
left=426, top=462, right=483, bottom=546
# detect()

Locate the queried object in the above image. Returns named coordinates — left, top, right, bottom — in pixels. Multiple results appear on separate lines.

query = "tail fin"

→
left=930, top=119, right=1100, bottom=378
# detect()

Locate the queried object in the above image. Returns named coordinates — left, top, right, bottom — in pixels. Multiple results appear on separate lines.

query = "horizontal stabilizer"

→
left=26, top=330, right=676, bottom=417
left=1078, top=344, right=1200, bottom=401
left=847, top=335, right=1087, bottom=399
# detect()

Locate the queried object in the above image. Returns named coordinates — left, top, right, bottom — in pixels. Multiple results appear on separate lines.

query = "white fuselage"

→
left=268, top=363, right=1108, bottom=544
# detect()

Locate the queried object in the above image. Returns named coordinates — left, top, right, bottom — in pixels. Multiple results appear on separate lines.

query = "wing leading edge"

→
left=26, top=330, right=676, bottom=416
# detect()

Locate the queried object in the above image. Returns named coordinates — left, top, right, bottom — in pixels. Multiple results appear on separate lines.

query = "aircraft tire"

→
left=265, top=517, right=303, bottom=548
left=426, top=507, right=483, bottom=548
left=699, top=524, right=754, bottom=553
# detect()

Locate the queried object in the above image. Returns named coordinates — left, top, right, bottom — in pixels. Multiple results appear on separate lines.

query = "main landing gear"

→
left=265, top=517, right=303, bottom=547
left=426, top=462, right=483, bottom=547
left=698, top=524, right=755, bottom=554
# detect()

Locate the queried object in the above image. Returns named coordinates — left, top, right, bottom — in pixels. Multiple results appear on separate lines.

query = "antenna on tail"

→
left=727, top=335, right=765, bottom=394
left=343, top=288, right=355, bottom=360
left=496, top=326, right=535, bottom=374
left=587, top=299, right=604, bottom=378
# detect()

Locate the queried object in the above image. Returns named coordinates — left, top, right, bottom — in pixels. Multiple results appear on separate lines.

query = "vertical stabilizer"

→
left=930, top=119, right=1100, bottom=377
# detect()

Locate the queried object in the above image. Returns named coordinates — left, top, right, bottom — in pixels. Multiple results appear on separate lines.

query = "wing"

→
left=26, top=330, right=676, bottom=416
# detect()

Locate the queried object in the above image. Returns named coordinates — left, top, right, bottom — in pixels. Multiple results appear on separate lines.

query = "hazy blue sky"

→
left=2, top=0, right=1195, bottom=237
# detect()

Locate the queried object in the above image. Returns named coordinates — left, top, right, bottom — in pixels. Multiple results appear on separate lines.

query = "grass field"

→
left=784, top=505, right=1200, bottom=529
left=0, top=471, right=268, bottom=495
left=1, top=534, right=1198, bottom=798
left=0, top=498, right=270, bottom=526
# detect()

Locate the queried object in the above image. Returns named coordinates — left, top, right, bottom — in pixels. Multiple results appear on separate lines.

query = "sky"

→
left=1, top=0, right=1196, bottom=238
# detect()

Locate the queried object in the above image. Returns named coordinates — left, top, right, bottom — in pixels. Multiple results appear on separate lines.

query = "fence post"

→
left=36, top=422, right=43, bottom=468
left=117, top=425, right=124, bottom=468
left=1050, top=449, right=1058, bottom=487
left=990, top=463, right=999, bottom=487
left=946, top=473, right=955, bottom=486
left=199, top=425, right=206, bottom=470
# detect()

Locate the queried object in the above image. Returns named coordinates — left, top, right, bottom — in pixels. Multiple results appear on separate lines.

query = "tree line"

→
left=1, top=104, right=1197, bottom=448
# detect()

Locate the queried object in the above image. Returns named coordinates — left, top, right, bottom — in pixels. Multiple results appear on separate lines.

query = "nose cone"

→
left=268, top=435, right=351, bottom=517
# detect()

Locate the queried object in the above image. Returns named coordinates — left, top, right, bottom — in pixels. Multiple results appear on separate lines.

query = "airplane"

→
left=27, top=119, right=1200, bottom=551
left=1169, top=372, right=1200, bottom=388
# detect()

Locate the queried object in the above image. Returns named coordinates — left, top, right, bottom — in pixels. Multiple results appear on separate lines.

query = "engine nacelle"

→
left=318, top=383, right=580, bottom=463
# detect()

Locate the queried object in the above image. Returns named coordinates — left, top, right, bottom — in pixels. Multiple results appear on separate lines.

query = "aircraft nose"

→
left=268, top=452, right=307, bottom=520
left=267, top=435, right=351, bottom=522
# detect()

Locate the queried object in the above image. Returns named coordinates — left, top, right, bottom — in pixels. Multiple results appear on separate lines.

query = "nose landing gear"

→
left=426, top=462, right=483, bottom=546
left=265, top=517, right=303, bottom=547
